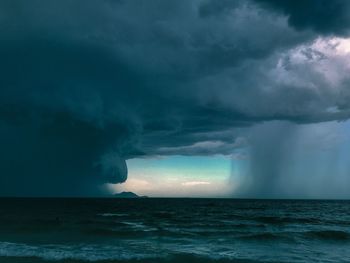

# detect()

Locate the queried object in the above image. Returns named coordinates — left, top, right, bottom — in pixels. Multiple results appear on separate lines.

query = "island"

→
left=113, top=191, right=148, bottom=198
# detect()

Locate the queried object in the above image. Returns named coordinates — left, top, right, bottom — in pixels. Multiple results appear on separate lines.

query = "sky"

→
left=1, top=0, right=350, bottom=197
left=111, top=156, right=234, bottom=198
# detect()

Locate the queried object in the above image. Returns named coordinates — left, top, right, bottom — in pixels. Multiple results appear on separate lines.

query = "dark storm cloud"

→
left=1, top=0, right=350, bottom=195
left=253, top=0, right=350, bottom=35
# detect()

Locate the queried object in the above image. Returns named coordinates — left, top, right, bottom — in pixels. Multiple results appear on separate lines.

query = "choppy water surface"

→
left=0, top=198, right=349, bottom=263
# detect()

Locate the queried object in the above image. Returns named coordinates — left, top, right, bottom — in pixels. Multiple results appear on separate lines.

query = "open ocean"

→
left=0, top=198, right=349, bottom=263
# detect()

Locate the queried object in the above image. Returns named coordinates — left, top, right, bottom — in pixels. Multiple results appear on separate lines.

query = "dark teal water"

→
left=0, top=198, right=349, bottom=263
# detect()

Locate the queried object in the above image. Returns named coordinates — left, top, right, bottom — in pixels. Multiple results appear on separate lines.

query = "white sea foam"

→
left=0, top=242, right=162, bottom=261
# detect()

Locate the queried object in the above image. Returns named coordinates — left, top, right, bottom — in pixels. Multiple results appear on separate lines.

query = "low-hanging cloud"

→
left=1, top=0, right=350, bottom=196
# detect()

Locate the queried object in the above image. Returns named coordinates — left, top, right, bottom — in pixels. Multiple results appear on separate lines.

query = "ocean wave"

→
left=252, top=216, right=321, bottom=225
left=97, top=213, right=128, bottom=217
left=304, top=230, right=350, bottom=241
left=0, top=242, right=267, bottom=263
left=82, top=227, right=158, bottom=238
left=152, top=211, right=176, bottom=219
left=239, top=232, right=294, bottom=242
left=0, top=242, right=161, bottom=262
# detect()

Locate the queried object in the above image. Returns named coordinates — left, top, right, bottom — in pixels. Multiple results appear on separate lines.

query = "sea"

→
left=0, top=198, right=349, bottom=263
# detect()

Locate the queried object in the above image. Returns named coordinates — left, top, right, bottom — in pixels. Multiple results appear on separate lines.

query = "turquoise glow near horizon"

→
left=109, top=155, right=235, bottom=197
left=108, top=120, right=350, bottom=199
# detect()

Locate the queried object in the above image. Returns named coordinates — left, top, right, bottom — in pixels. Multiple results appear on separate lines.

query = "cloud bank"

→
left=1, top=0, right=350, bottom=196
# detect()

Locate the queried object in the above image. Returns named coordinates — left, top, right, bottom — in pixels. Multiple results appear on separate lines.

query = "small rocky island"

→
left=113, top=191, right=148, bottom=198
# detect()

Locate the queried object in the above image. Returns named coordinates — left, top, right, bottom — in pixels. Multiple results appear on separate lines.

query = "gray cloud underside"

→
left=253, top=0, right=350, bottom=35
left=1, top=0, right=350, bottom=195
